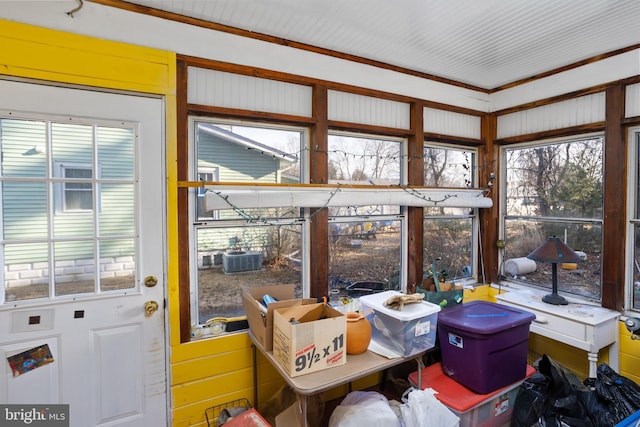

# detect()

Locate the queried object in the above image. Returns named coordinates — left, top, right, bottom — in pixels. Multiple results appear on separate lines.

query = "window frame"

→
left=422, top=142, right=480, bottom=285
left=326, top=130, right=408, bottom=293
left=499, top=133, right=605, bottom=302
left=187, top=117, right=311, bottom=329
left=55, top=162, right=96, bottom=213
left=626, top=126, right=640, bottom=314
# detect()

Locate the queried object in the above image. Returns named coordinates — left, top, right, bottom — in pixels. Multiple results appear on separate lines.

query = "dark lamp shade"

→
left=526, top=236, right=583, bottom=264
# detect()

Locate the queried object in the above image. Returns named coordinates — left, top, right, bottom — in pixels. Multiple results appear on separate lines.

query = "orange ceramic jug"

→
left=345, top=312, right=372, bottom=355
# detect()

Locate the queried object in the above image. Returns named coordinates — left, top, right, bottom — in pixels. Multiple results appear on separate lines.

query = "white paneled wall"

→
left=497, top=92, right=605, bottom=139
left=626, top=83, right=640, bottom=118
left=328, top=91, right=410, bottom=129
left=423, top=107, right=481, bottom=139
left=188, top=67, right=312, bottom=116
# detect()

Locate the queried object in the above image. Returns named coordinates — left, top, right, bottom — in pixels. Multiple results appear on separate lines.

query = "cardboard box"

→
left=272, top=303, right=346, bottom=377
left=243, top=284, right=316, bottom=351
left=275, top=402, right=303, bottom=427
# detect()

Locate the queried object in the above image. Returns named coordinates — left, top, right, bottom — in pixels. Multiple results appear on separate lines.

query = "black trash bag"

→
left=576, top=388, right=616, bottom=427
left=511, top=372, right=549, bottom=426
left=512, top=354, right=594, bottom=427
left=592, top=363, right=640, bottom=425
left=539, top=354, right=593, bottom=427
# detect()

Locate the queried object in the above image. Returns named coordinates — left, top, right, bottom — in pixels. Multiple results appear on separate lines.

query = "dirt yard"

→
left=197, top=229, right=401, bottom=319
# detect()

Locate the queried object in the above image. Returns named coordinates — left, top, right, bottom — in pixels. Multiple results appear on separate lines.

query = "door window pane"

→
left=1, top=117, right=138, bottom=303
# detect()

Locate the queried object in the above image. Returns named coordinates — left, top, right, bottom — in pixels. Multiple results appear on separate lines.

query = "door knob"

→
left=144, top=276, right=158, bottom=287
left=145, top=300, right=159, bottom=316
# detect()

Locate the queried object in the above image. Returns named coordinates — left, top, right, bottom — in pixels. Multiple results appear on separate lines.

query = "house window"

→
left=423, top=144, right=477, bottom=285
left=197, top=168, right=219, bottom=220
left=58, top=163, right=94, bottom=212
left=191, top=119, right=307, bottom=327
left=629, top=128, right=640, bottom=311
left=501, top=135, right=604, bottom=301
left=327, top=132, right=404, bottom=298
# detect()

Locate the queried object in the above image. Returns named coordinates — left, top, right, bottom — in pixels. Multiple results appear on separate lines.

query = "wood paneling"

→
left=328, top=91, right=410, bottom=129
left=424, top=107, right=481, bottom=139
left=188, top=67, right=313, bottom=116
left=626, top=83, right=640, bottom=118
left=619, top=322, right=640, bottom=384
left=497, top=92, right=605, bottom=139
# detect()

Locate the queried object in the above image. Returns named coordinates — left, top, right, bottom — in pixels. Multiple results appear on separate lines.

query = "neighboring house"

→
left=195, top=123, right=298, bottom=265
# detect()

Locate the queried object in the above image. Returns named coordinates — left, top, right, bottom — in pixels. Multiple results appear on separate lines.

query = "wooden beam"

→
left=407, top=101, right=425, bottom=293
left=601, top=84, right=626, bottom=311
left=310, top=84, right=329, bottom=299
left=176, top=59, right=192, bottom=343
left=478, top=114, right=498, bottom=284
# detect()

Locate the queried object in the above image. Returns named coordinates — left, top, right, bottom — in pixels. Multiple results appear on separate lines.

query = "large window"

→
left=326, top=133, right=404, bottom=301
left=502, top=135, right=604, bottom=300
left=191, top=120, right=307, bottom=326
left=629, top=128, right=640, bottom=311
left=423, top=144, right=477, bottom=285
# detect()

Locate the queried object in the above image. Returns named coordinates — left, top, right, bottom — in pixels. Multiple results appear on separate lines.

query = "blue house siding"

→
left=195, top=126, right=299, bottom=265
left=1, top=118, right=137, bottom=288
left=198, top=131, right=281, bottom=183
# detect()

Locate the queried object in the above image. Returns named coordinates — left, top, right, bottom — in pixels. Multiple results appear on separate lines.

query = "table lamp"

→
left=526, top=236, right=583, bottom=305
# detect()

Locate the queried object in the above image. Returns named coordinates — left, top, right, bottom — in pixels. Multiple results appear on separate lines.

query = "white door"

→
left=0, top=80, right=167, bottom=427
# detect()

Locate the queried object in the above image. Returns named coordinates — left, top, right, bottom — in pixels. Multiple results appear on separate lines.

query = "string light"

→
left=242, top=145, right=494, bottom=178
left=201, top=183, right=477, bottom=225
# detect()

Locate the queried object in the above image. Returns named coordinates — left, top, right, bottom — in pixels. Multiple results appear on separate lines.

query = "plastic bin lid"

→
left=408, top=362, right=536, bottom=412
left=359, top=290, right=441, bottom=321
left=437, top=300, right=535, bottom=334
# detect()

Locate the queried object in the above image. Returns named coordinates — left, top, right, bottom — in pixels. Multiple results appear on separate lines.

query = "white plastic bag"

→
left=328, top=391, right=401, bottom=427
left=399, top=388, right=459, bottom=427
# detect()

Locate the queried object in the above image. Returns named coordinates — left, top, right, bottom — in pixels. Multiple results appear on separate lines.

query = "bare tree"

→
left=424, top=147, right=449, bottom=186
left=507, top=138, right=602, bottom=218
left=328, top=136, right=399, bottom=182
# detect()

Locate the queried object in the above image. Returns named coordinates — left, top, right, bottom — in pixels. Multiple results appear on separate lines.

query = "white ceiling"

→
left=121, top=0, right=640, bottom=90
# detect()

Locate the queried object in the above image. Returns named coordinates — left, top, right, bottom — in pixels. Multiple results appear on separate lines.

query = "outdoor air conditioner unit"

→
left=222, top=251, right=263, bottom=273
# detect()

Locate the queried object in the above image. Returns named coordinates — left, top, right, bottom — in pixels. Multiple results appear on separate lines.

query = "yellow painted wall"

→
left=0, top=18, right=287, bottom=427
left=3, top=19, right=640, bottom=427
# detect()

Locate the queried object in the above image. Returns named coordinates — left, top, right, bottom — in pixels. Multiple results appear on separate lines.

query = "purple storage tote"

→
left=437, top=300, right=535, bottom=394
